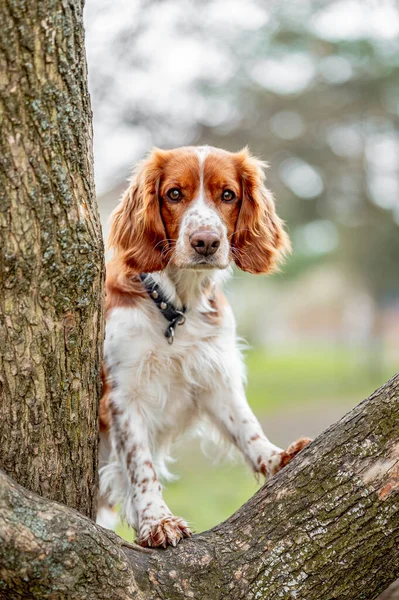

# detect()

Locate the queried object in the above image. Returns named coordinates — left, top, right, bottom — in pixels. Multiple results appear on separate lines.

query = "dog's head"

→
left=109, top=146, right=290, bottom=274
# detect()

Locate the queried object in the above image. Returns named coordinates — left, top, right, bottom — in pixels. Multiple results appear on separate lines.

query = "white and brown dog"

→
left=98, top=145, right=310, bottom=548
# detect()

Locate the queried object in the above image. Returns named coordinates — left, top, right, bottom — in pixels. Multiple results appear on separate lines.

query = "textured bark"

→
left=0, top=0, right=104, bottom=518
left=1, top=373, right=398, bottom=600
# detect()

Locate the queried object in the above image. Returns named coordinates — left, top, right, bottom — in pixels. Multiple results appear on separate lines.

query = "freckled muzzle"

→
left=173, top=198, right=230, bottom=269
left=174, top=216, right=230, bottom=269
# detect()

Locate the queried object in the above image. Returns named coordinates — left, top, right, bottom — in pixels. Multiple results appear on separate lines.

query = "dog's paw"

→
left=268, top=437, right=312, bottom=476
left=138, top=516, right=192, bottom=548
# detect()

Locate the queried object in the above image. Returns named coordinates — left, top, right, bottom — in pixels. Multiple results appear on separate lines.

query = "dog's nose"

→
left=190, top=230, right=220, bottom=256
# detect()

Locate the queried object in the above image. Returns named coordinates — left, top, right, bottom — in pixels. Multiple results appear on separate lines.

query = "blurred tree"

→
left=86, top=0, right=399, bottom=302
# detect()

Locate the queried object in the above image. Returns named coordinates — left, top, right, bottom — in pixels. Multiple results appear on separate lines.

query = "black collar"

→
left=139, top=274, right=186, bottom=344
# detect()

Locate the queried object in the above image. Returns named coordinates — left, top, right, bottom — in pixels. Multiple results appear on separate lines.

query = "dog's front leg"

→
left=202, top=378, right=310, bottom=477
left=104, top=399, right=191, bottom=548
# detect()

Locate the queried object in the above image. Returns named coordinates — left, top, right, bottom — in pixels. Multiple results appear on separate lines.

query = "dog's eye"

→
left=222, top=189, right=236, bottom=202
left=167, top=188, right=182, bottom=202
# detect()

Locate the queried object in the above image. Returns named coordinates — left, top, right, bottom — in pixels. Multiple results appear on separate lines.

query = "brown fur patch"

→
left=159, top=150, right=200, bottom=244
left=108, top=149, right=171, bottom=273
left=232, top=148, right=291, bottom=274
left=105, top=259, right=146, bottom=313
left=201, top=284, right=228, bottom=326
left=279, top=437, right=312, bottom=470
left=99, top=365, right=111, bottom=432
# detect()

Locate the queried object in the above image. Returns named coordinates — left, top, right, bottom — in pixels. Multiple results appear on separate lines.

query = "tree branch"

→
left=1, top=373, right=399, bottom=600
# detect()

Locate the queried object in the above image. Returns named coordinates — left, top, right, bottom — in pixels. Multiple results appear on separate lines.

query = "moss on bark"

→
left=0, top=0, right=104, bottom=518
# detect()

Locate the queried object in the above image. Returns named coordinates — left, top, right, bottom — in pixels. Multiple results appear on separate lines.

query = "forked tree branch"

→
left=1, top=373, right=399, bottom=600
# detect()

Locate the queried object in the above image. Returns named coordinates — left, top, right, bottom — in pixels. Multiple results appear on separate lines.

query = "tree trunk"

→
left=0, top=0, right=104, bottom=518
left=1, top=373, right=398, bottom=600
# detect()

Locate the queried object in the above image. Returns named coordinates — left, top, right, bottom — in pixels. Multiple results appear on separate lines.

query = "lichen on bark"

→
left=0, top=0, right=104, bottom=518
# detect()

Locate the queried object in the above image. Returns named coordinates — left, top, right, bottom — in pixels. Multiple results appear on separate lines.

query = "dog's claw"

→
left=138, top=516, right=192, bottom=549
left=274, top=437, right=312, bottom=475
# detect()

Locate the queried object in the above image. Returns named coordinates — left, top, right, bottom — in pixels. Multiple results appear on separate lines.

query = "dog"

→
left=98, top=145, right=311, bottom=548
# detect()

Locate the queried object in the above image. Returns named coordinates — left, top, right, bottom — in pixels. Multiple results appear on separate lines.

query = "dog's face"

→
left=109, top=145, right=290, bottom=274
left=158, top=147, right=241, bottom=270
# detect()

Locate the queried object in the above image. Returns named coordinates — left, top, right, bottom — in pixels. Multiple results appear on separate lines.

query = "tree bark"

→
left=0, top=0, right=104, bottom=518
left=1, top=373, right=398, bottom=600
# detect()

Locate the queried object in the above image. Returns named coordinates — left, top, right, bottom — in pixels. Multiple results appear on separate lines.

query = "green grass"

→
left=245, top=346, right=393, bottom=413
left=116, top=347, right=397, bottom=541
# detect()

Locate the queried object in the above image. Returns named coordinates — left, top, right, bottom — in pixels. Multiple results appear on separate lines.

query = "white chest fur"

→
left=104, top=301, right=242, bottom=444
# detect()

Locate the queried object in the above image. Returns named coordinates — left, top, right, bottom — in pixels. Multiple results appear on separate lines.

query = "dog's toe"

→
left=269, top=437, right=312, bottom=476
left=139, top=516, right=192, bottom=549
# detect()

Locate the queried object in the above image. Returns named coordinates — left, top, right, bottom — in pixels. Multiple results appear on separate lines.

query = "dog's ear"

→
left=108, top=148, right=168, bottom=273
left=232, top=147, right=290, bottom=274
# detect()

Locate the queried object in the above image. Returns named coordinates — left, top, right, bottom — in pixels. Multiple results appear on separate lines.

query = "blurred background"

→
left=84, top=0, right=399, bottom=539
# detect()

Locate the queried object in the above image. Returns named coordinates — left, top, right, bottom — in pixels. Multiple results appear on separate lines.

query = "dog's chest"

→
left=106, top=306, right=231, bottom=394
left=148, top=312, right=227, bottom=390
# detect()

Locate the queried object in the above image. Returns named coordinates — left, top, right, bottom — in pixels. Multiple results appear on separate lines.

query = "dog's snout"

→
left=190, top=230, right=220, bottom=256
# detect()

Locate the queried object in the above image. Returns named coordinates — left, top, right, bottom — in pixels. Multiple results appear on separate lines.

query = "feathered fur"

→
left=97, top=145, right=309, bottom=548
